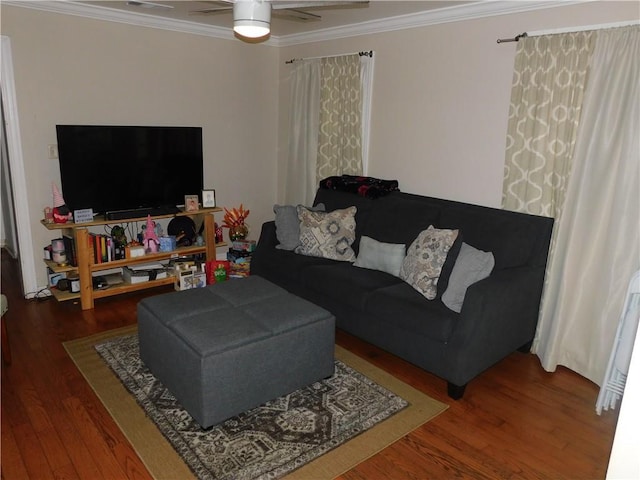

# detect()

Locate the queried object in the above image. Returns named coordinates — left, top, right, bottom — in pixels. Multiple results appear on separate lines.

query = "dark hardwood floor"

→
left=1, top=249, right=619, bottom=479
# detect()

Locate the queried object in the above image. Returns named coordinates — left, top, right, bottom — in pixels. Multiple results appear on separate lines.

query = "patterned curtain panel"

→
left=502, top=32, right=595, bottom=217
left=316, top=54, right=363, bottom=181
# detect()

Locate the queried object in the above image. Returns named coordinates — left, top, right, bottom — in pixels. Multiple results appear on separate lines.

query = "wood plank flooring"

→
left=1, top=249, right=619, bottom=479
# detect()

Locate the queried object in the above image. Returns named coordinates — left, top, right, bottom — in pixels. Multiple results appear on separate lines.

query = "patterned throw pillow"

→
left=400, top=225, right=460, bottom=300
left=295, top=206, right=357, bottom=262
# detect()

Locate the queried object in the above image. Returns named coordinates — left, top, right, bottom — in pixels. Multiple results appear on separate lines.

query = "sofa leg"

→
left=518, top=340, right=533, bottom=353
left=447, top=382, right=466, bottom=400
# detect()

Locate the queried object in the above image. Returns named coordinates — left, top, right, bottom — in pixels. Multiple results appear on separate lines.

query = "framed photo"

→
left=184, top=195, right=199, bottom=212
left=202, top=189, right=216, bottom=208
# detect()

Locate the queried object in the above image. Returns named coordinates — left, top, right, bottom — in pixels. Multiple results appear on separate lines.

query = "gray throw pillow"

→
left=442, top=242, right=495, bottom=313
left=354, top=236, right=406, bottom=277
left=273, top=203, right=325, bottom=250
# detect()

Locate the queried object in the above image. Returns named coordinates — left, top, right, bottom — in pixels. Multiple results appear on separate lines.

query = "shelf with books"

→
left=88, top=244, right=221, bottom=273
left=41, top=208, right=223, bottom=310
left=92, top=276, right=176, bottom=300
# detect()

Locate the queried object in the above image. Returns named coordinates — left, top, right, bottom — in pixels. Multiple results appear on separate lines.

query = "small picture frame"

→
left=202, top=189, right=216, bottom=208
left=184, top=195, right=199, bottom=212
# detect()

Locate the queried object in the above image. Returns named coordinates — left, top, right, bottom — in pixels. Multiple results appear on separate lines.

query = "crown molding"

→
left=4, top=0, right=591, bottom=47
left=3, top=0, right=236, bottom=41
left=272, top=1, right=592, bottom=47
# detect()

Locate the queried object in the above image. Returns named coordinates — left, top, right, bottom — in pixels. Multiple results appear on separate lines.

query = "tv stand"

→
left=105, top=205, right=180, bottom=221
left=41, top=207, right=225, bottom=310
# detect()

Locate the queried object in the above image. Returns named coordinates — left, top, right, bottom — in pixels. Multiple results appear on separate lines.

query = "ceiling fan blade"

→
left=201, top=0, right=234, bottom=5
left=189, top=8, right=233, bottom=15
left=189, top=1, right=234, bottom=15
left=273, top=8, right=321, bottom=21
left=126, top=0, right=174, bottom=9
left=271, top=1, right=368, bottom=10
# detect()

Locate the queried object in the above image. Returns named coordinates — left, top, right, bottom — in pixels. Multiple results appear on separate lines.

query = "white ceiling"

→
left=80, top=1, right=474, bottom=37
left=5, top=1, right=582, bottom=45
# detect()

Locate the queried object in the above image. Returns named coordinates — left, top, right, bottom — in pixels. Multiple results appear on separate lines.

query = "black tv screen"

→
left=56, top=125, right=203, bottom=218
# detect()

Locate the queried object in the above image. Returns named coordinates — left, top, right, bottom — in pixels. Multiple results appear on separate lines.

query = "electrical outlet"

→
left=48, top=144, right=58, bottom=159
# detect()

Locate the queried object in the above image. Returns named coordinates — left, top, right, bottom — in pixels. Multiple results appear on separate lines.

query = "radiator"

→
left=596, top=270, right=640, bottom=415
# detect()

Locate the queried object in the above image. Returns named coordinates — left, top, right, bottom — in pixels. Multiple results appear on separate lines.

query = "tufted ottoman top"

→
left=137, top=276, right=332, bottom=356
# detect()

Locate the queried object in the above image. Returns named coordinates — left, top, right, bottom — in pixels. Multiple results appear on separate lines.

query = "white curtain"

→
left=533, top=26, right=640, bottom=385
left=285, top=53, right=374, bottom=205
left=359, top=54, right=375, bottom=175
left=284, top=59, right=321, bottom=206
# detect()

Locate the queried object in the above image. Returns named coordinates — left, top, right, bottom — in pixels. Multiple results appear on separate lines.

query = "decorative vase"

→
left=228, top=224, right=249, bottom=242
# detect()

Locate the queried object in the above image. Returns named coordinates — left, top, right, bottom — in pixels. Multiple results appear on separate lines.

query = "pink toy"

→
left=143, top=215, right=159, bottom=253
left=51, top=182, right=73, bottom=223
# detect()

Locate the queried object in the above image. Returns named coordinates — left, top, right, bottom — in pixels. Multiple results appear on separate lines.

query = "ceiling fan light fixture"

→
left=233, top=0, right=271, bottom=38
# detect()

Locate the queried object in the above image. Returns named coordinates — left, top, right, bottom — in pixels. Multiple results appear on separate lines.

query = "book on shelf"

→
left=91, top=268, right=124, bottom=286
left=123, top=264, right=169, bottom=284
left=62, top=234, right=77, bottom=267
left=123, top=267, right=150, bottom=284
left=129, top=263, right=165, bottom=271
left=88, top=233, right=117, bottom=264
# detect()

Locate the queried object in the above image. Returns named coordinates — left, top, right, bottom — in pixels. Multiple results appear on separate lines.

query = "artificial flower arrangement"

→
left=222, top=205, right=250, bottom=241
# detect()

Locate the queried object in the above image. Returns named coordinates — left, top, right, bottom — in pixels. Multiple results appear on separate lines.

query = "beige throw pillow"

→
left=400, top=225, right=459, bottom=300
left=296, top=206, right=357, bottom=262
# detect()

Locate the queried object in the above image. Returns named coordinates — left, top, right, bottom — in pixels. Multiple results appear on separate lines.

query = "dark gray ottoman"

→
left=137, top=275, right=335, bottom=428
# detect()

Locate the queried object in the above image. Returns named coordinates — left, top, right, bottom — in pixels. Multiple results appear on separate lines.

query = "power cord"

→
left=24, top=288, right=53, bottom=302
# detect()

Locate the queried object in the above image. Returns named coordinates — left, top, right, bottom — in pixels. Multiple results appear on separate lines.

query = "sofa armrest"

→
left=255, top=221, right=278, bottom=250
left=446, top=265, right=546, bottom=385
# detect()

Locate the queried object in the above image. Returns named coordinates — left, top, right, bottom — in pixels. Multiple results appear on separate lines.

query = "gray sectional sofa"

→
left=251, top=187, right=554, bottom=399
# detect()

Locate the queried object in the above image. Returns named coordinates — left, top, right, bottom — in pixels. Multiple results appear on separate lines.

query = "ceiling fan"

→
left=189, top=0, right=369, bottom=38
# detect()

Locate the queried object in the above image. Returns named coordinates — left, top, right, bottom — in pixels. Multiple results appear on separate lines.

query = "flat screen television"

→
left=56, top=125, right=203, bottom=220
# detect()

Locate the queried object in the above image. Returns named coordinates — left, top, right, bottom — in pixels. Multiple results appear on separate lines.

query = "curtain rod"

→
left=498, top=20, right=639, bottom=44
left=285, top=50, right=373, bottom=64
left=496, top=32, right=528, bottom=44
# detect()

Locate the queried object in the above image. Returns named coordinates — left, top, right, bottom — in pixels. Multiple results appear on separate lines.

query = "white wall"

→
left=1, top=5, right=279, bottom=290
left=277, top=1, right=639, bottom=207
left=2, top=2, right=638, bottom=292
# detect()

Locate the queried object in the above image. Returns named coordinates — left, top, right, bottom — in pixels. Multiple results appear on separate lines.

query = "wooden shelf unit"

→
left=44, top=259, right=81, bottom=302
left=41, top=208, right=224, bottom=310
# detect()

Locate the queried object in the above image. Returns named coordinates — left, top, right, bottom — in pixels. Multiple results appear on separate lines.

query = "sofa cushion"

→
left=296, top=206, right=357, bottom=262
left=273, top=203, right=325, bottom=251
left=354, top=236, right=406, bottom=277
left=364, top=283, right=459, bottom=343
left=302, top=263, right=402, bottom=310
left=400, top=226, right=460, bottom=300
left=442, top=242, right=495, bottom=313
left=360, top=193, right=440, bottom=246
left=438, top=205, right=542, bottom=269
left=251, top=247, right=339, bottom=289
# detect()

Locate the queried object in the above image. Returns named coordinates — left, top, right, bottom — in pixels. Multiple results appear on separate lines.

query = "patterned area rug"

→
left=64, top=325, right=448, bottom=480
left=94, top=334, right=408, bottom=480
